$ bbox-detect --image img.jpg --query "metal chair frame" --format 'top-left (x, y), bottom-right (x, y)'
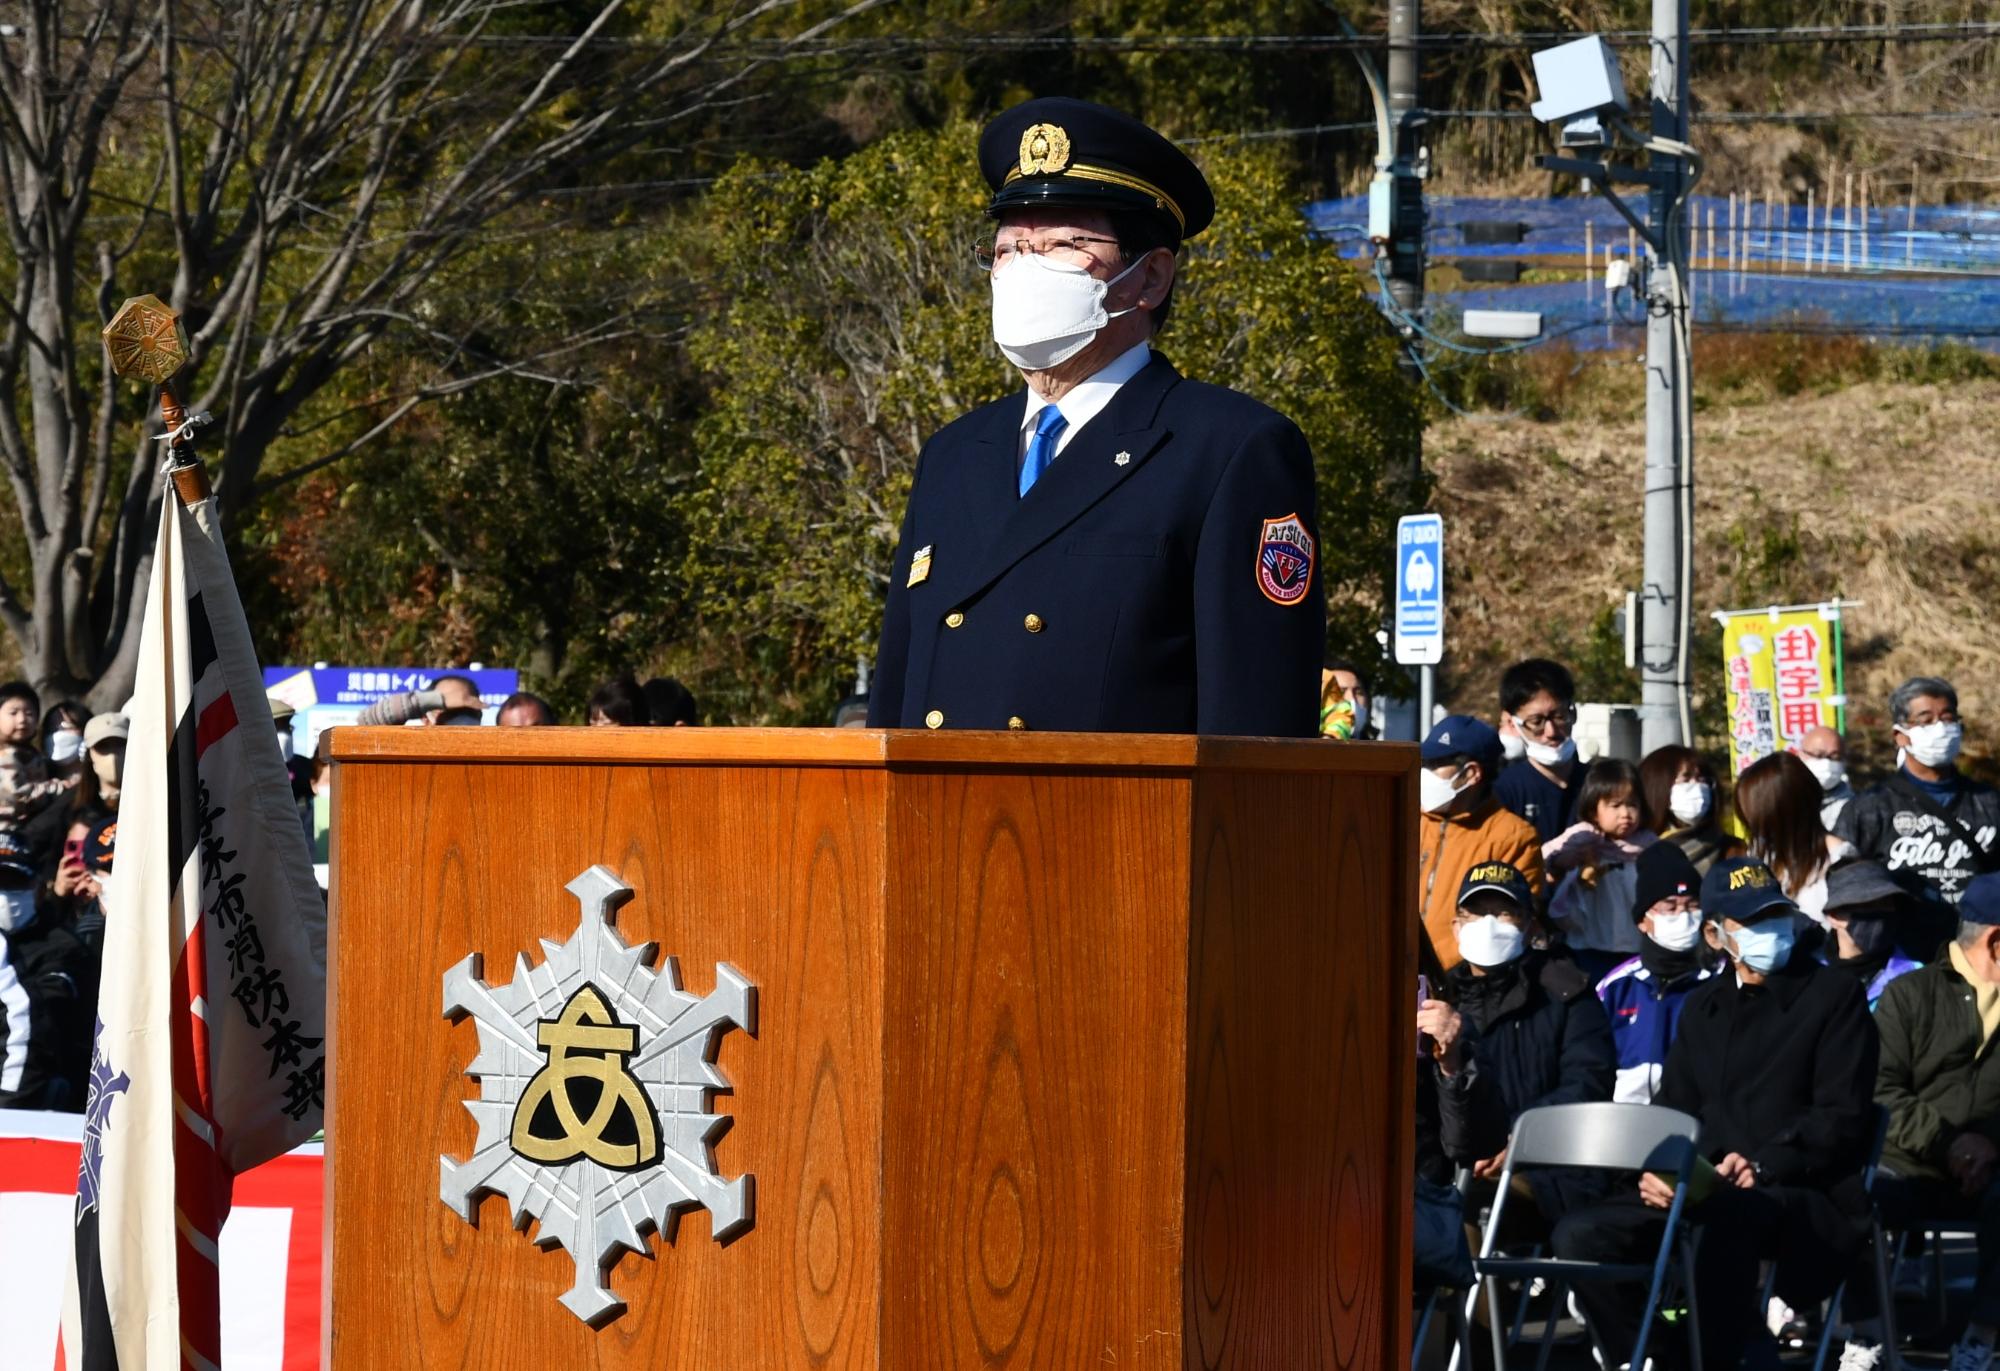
top-left (1459, 1102), bottom-right (1705, 1371)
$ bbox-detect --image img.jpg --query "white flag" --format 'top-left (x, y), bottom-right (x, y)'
top-left (63, 485), bottom-right (327, 1370)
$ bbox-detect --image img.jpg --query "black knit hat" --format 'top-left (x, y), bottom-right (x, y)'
top-left (978, 97), bottom-right (1215, 243)
top-left (1631, 841), bottom-right (1702, 923)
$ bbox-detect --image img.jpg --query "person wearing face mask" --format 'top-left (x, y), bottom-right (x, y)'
top-left (868, 98), bottom-right (1324, 736)
top-left (0, 680), bottom-right (79, 833)
top-left (1491, 659), bottom-right (1592, 847)
top-left (1849, 873), bottom-right (2000, 1371)
top-left (269, 695), bottom-right (315, 836)
top-left (1415, 716), bottom-right (1545, 973)
top-left (21, 700), bottom-right (90, 880)
top-left (1319, 658), bottom-right (1375, 741)
top-left (1836, 676), bottom-right (2000, 912)
top-left (0, 828), bottom-right (99, 1110)
top-left (1552, 857), bottom-right (1878, 1371)
top-left (1638, 743), bottom-right (1744, 878)
top-left (1442, 861), bottom-right (1615, 1221)
top-left (1796, 723), bottom-right (1856, 829)
top-left (1818, 858), bottom-right (1927, 1009)
top-left (80, 712), bottom-right (128, 815)
top-left (1595, 842), bottom-right (1717, 1104)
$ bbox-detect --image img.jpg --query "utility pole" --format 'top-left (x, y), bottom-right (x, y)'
top-left (1639, 0), bottom-right (1692, 752)
top-left (1384, 0), bottom-right (1432, 725)
top-left (1385, 0), bottom-right (1424, 333)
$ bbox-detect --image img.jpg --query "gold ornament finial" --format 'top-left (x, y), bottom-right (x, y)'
top-left (102, 295), bottom-right (189, 386)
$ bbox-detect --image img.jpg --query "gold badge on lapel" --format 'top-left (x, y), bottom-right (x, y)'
top-left (907, 545), bottom-right (933, 586)
top-left (1018, 123), bottom-right (1071, 177)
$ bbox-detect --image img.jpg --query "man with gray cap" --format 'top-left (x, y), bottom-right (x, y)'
top-left (868, 97), bottom-right (1324, 736)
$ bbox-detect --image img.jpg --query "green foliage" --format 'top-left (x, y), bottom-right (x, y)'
top-left (671, 122), bottom-right (1420, 723)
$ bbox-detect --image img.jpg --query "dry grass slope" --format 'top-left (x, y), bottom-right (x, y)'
top-left (1425, 339), bottom-right (2000, 777)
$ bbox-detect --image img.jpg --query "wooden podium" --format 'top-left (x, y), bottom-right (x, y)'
top-left (326, 728), bottom-right (1417, 1369)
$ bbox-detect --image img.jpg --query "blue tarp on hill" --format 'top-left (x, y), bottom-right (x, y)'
top-left (1304, 195), bottom-right (2000, 349)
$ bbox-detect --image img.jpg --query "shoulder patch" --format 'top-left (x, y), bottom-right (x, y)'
top-left (1256, 513), bottom-right (1314, 606)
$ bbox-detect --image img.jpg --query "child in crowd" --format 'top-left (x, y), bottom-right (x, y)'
top-left (1547, 758), bottom-right (1659, 981)
top-left (0, 681), bottom-right (78, 830)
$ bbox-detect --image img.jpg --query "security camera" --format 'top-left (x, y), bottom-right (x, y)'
top-left (1529, 36), bottom-right (1629, 129)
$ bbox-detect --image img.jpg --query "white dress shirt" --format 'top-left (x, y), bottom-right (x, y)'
top-left (1018, 340), bottom-right (1152, 467)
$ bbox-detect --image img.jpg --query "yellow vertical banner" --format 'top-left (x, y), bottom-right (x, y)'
top-left (1718, 604), bottom-right (1845, 777)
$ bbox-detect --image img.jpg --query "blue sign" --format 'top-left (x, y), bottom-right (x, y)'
top-left (261, 665), bottom-right (522, 759)
top-left (262, 665), bottom-right (519, 709)
top-left (1394, 514), bottom-right (1445, 666)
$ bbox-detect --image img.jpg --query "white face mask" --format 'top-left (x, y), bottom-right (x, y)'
top-left (1420, 766), bottom-right (1467, 815)
top-left (1350, 700), bottom-right (1370, 737)
top-left (1649, 909), bottom-right (1702, 952)
top-left (1801, 754), bottom-right (1846, 793)
top-left (1456, 915), bottom-right (1526, 968)
top-left (276, 731), bottom-right (296, 763)
top-left (1899, 720), bottom-right (1964, 769)
top-left (1668, 780), bottom-right (1713, 826)
top-left (1499, 730), bottom-right (1526, 762)
top-left (48, 729), bottom-right (84, 764)
top-left (990, 250), bottom-right (1144, 371)
top-left (0, 887), bottom-right (36, 934)
top-left (1521, 733), bottom-right (1577, 768)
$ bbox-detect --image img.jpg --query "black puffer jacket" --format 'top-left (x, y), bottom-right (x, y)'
top-left (1447, 950), bottom-right (1617, 1217)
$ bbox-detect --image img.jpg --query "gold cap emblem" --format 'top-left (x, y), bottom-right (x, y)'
top-left (1018, 122), bottom-right (1072, 177)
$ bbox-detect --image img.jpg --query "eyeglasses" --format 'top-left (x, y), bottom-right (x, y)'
top-left (973, 234), bottom-right (1125, 272)
top-left (1513, 705), bottom-right (1578, 736)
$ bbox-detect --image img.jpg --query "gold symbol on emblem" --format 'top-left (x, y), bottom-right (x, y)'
top-left (1017, 123), bottom-right (1072, 177)
top-left (102, 295), bottom-right (190, 386)
top-left (907, 544), bottom-right (933, 586)
top-left (1114, 451), bottom-right (1131, 466)
top-left (511, 985), bottom-right (660, 1170)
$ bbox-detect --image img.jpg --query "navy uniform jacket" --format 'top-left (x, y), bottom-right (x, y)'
top-left (867, 354), bottom-right (1325, 736)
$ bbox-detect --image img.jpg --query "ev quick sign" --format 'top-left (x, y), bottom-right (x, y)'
top-left (1394, 514), bottom-right (1445, 666)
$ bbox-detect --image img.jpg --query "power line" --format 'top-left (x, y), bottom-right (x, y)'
top-left (441, 21), bottom-right (2000, 54)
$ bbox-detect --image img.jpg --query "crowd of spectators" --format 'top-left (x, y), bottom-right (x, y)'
top-left (7, 650), bottom-right (1998, 1366)
top-left (1407, 659), bottom-right (2000, 1370)
top-left (0, 671), bottom-right (702, 1115)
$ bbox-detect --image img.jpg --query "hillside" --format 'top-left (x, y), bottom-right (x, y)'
top-left (1422, 338), bottom-right (2000, 779)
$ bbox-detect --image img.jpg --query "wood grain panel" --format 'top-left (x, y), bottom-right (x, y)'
top-left (880, 769), bottom-right (1193, 1370)
top-left (326, 725), bottom-right (1418, 776)
top-left (328, 758), bottom-right (885, 1370)
top-left (327, 734), bottom-right (1419, 1370)
top-left (1184, 767), bottom-right (1416, 1371)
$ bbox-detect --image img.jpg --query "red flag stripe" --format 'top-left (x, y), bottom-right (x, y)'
top-left (194, 690), bottom-right (237, 758)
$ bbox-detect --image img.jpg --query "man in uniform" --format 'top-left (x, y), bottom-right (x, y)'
top-left (867, 97), bottom-right (1325, 735)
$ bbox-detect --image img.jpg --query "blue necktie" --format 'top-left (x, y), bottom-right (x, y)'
top-left (1019, 405), bottom-right (1067, 498)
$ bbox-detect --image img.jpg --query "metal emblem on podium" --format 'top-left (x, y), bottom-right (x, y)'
top-left (440, 866), bottom-right (756, 1326)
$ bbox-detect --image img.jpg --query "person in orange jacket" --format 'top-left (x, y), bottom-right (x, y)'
top-left (1418, 714), bottom-right (1546, 972)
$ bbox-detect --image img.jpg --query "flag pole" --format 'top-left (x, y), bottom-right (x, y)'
top-left (102, 293), bottom-right (213, 507)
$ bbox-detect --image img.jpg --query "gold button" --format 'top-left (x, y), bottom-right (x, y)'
top-left (1007, 716), bottom-right (1027, 730)
top-left (945, 611), bottom-right (964, 628)
top-left (1023, 613), bottom-right (1044, 633)
top-left (924, 710), bottom-right (944, 729)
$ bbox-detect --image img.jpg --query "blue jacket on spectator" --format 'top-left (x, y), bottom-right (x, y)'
top-left (1597, 952), bottom-right (1715, 1104)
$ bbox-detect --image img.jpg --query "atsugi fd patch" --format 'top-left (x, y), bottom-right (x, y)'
top-left (1256, 514), bottom-right (1314, 606)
